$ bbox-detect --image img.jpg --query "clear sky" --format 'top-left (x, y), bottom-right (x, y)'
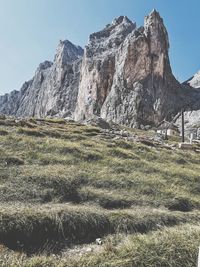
top-left (0, 0), bottom-right (200, 95)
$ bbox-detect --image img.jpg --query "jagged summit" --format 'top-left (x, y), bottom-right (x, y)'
top-left (0, 38), bottom-right (83, 118)
top-left (75, 15), bottom-right (137, 121)
top-left (111, 15), bottom-right (134, 26)
top-left (187, 70), bottom-right (200, 89)
top-left (144, 9), bottom-right (166, 33)
top-left (75, 9), bottom-right (184, 126)
top-left (145, 9), bottom-right (164, 23)
top-left (148, 9), bottom-right (161, 17)
top-left (89, 15), bottom-right (135, 43)
top-left (37, 61), bottom-right (53, 71)
top-left (1, 10), bottom-right (200, 130)
top-left (144, 9), bottom-right (164, 28)
top-left (54, 39), bottom-right (84, 65)
top-left (144, 9), bottom-right (169, 52)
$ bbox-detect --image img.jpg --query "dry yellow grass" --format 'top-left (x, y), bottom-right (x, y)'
top-left (0, 117), bottom-right (200, 266)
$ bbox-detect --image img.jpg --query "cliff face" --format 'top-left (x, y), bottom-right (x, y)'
top-left (186, 71), bottom-right (200, 89)
top-left (1, 10), bottom-right (200, 129)
top-left (74, 16), bottom-right (136, 121)
top-left (0, 40), bottom-right (83, 118)
top-left (175, 71), bottom-right (200, 137)
top-left (0, 89), bottom-right (22, 116)
top-left (75, 10), bottom-right (184, 127)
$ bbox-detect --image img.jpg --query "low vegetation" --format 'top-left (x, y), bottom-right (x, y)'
top-left (0, 117), bottom-right (200, 266)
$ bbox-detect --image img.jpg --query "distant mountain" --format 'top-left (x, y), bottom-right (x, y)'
top-left (0, 40), bottom-right (83, 118)
top-left (186, 71), bottom-right (200, 89)
top-left (174, 71), bottom-right (200, 138)
top-left (1, 10), bottom-right (200, 130)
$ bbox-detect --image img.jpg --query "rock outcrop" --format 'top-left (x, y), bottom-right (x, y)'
top-left (0, 90), bottom-right (22, 116)
top-left (0, 40), bottom-right (83, 118)
top-left (74, 16), bottom-right (136, 121)
top-left (174, 71), bottom-right (200, 139)
top-left (1, 10), bottom-right (200, 129)
top-left (75, 10), bottom-right (187, 127)
top-left (186, 71), bottom-right (200, 89)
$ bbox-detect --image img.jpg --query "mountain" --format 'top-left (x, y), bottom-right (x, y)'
top-left (0, 10), bottom-right (200, 129)
top-left (186, 71), bottom-right (200, 89)
top-left (75, 10), bottom-right (186, 127)
top-left (0, 40), bottom-right (83, 118)
top-left (174, 71), bottom-right (200, 138)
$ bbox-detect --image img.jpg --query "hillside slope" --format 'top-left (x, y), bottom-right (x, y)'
top-left (0, 116), bottom-right (200, 266)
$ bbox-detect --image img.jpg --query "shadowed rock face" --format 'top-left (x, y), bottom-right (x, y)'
top-left (1, 10), bottom-right (200, 129)
top-left (0, 40), bottom-right (83, 118)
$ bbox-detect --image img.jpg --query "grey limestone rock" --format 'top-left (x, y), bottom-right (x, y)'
top-left (1, 10), bottom-right (200, 130)
top-left (0, 40), bottom-right (83, 118)
top-left (186, 71), bottom-right (200, 89)
top-left (74, 16), bottom-right (136, 121)
top-left (75, 10), bottom-right (186, 127)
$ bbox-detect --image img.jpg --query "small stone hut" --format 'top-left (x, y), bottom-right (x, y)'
top-left (157, 121), bottom-right (180, 136)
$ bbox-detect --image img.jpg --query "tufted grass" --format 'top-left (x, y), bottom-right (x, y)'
top-left (0, 117), bottom-right (200, 266)
top-left (0, 203), bottom-right (199, 254)
top-left (0, 225), bottom-right (200, 267)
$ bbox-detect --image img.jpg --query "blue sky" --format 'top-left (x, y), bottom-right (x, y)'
top-left (0, 0), bottom-right (200, 94)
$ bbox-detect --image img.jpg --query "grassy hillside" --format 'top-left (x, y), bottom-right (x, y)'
top-left (0, 116), bottom-right (200, 266)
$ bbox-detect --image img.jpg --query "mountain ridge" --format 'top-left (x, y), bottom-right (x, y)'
top-left (0, 10), bottom-right (200, 130)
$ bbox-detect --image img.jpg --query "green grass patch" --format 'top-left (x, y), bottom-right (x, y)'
top-left (0, 117), bottom-right (200, 265)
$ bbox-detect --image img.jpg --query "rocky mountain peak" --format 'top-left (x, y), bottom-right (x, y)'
top-left (87, 16), bottom-right (136, 58)
top-left (187, 71), bottom-right (200, 89)
top-left (54, 39), bottom-right (84, 66)
top-left (1, 10), bottom-right (200, 131)
top-left (111, 15), bottom-right (134, 27)
top-left (0, 38), bottom-right (84, 118)
top-left (144, 9), bottom-right (169, 53)
top-left (75, 15), bottom-right (137, 121)
top-left (144, 9), bottom-right (164, 27)
top-left (89, 15), bottom-right (135, 40)
top-left (37, 61), bottom-right (53, 72)
top-left (75, 10), bottom-right (184, 126)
